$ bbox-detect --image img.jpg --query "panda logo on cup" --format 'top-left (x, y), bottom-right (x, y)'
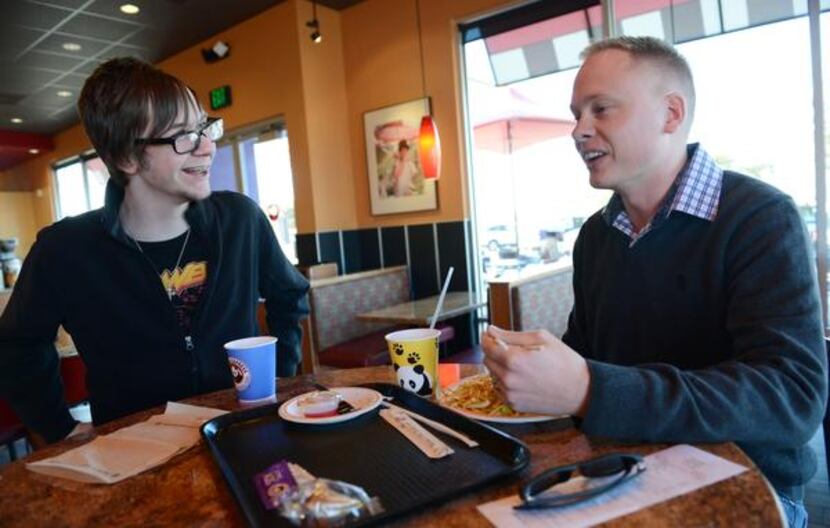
top-left (228, 357), bottom-right (252, 391)
top-left (394, 363), bottom-right (433, 396)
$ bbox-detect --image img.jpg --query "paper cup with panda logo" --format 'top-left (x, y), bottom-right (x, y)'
top-left (224, 336), bottom-right (278, 405)
top-left (385, 328), bottom-right (441, 397)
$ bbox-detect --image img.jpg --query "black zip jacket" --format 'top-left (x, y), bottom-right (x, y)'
top-left (0, 182), bottom-right (309, 441)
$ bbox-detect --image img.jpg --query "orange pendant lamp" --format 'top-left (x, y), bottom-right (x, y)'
top-left (415, 0), bottom-right (441, 180)
top-left (419, 115), bottom-right (441, 180)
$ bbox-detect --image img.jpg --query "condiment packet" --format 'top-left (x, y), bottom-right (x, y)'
top-left (254, 460), bottom-right (383, 524)
top-left (254, 460), bottom-right (298, 510)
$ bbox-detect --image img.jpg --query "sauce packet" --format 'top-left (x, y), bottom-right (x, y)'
top-left (254, 460), bottom-right (298, 510)
top-left (254, 460), bottom-right (383, 524)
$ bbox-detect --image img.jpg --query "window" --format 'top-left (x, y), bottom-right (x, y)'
top-left (213, 123), bottom-right (297, 264)
top-left (461, 0), bottom-right (830, 327)
top-left (462, 3), bottom-right (608, 284)
top-left (616, 2), bottom-right (821, 316)
top-left (54, 155), bottom-right (109, 219)
top-left (251, 134), bottom-right (297, 264)
top-left (611, 5), bottom-right (816, 221)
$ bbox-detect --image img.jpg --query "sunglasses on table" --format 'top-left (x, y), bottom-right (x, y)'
top-left (134, 117), bottom-right (224, 154)
top-left (515, 452), bottom-right (645, 510)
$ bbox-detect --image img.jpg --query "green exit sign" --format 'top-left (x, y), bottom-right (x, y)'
top-left (209, 85), bottom-right (232, 110)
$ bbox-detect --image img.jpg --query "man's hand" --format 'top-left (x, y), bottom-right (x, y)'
top-left (481, 325), bottom-right (591, 417)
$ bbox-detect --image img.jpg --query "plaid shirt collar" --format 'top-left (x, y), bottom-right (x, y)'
top-left (601, 143), bottom-right (723, 245)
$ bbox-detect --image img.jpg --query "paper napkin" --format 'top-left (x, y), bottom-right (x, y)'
top-left (27, 402), bottom-right (226, 484)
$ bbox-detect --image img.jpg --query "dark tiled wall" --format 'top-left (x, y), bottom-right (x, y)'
top-left (408, 224), bottom-right (438, 299)
top-left (296, 220), bottom-right (475, 301)
top-left (437, 221), bottom-right (469, 293)
top-left (295, 235), bottom-right (317, 266)
top-left (317, 232), bottom-right (340, 267)
top-left (381, 227), bottom-right (406, 268)
top-left (343, 229), bottom-right (381, 274)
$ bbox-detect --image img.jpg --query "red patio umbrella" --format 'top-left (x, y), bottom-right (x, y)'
top-left (468, 85), bottom-right (575, 257)
top-left (473, 116), bottom-right (575, 154)
top-left (470, 86), bottom-right (575, 153)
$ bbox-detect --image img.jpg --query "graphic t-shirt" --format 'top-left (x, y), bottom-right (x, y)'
top-left (139, 231), bottom-right (208, 333)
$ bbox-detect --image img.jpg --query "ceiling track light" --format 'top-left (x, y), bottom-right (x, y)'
top-left (306, 1), bottom-right (322, 43)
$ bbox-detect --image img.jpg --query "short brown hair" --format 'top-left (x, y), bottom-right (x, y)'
top-left (581, 36), bottom-right (695, 120)
top-left (77, 57), bottom-right (196, 186)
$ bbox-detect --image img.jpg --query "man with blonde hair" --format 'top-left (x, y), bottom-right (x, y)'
top-left (483, 37), bottom-right (824, 527)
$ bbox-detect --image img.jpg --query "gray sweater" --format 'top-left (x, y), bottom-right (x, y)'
top-left (563, 171), bottom-right (826, 499)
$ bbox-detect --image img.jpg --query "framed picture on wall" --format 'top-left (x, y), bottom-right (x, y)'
top-left (364, 97), bottom-right (438, 215)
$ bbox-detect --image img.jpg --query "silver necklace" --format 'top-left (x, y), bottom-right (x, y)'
top-left (130, 228), bottom-right (192, 301)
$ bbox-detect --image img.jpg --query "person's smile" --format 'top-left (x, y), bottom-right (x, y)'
top-left (181, 164), bottom-right (211, 178)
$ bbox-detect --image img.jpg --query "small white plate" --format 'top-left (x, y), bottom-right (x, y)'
top-left (438, 377), bottom-right (563, 424)
top-left (278, 387), bottom-right (383, 425)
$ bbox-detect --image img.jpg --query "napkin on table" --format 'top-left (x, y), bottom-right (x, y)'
top-left (26, 402), bottom-right (226, 484)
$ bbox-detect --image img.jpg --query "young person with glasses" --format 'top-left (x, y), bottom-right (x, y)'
top-left (482, 37), bottom-right (825, 527)
top-left (0, 58), bottom-right (309, 444)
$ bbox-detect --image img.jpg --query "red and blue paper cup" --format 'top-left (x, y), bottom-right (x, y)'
top-left (224, 336), bottom-right (278, 405)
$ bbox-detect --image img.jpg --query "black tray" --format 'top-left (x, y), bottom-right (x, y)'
top-left (201, 383), bottom-right (530, 527)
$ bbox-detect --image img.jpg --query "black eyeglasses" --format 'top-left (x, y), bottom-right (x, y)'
top-left (135, 117), bottom-right (224, 154)
top-left (515, 452), bottom-right (645, 510)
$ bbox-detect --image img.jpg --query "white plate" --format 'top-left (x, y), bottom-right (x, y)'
top-left (278, 387), bottom-right (383, 425)
top-left (438, 377), bottom-right (564, 424)
top-left (441, 405), bottom-right (562, 424)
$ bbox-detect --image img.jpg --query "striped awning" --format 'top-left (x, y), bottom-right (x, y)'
top-left (463, 0), bottom-right (828, 86)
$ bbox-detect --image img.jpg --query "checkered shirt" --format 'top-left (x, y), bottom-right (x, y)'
top-left (602, 143), bottom-right (723, 246)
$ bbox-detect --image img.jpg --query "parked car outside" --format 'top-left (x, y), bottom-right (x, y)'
top-left (482, 224), bottom-right (518, 252)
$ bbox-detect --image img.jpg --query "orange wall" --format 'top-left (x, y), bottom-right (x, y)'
top-left (1, 0), bottom-right (519, 247)
top-left (0, 192), bottom-right (37, 257)
top-left (342, 0), bottom-right (518, 228)
top-left (154, 1), bottom-right (321, 233)
top-left (296, 1), bottom-right (358, 231)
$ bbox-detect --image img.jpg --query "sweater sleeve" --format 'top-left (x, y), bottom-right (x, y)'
top-left (256, 209), bottom-right (310, 377)
top-left (562, 223), bottom-right (590, 356)
top-left (580, 196), bottom-right (827, 448)
top-left (0, 233), bottom-right (77, 442)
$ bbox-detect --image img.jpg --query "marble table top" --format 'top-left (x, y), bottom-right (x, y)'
top-left (356, 292), bottom-right (486, 326)
top-left (0, 365), bottom-right (783, 527)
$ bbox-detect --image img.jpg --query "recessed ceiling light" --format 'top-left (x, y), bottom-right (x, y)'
top-left (57, 90), bottom-right (73, 97)
top-left (29, 149), bottom-right (40, 155)
top-left (10, 118), bottom-right (22, 124)
top-left (62, 42), bottom-right (82, 52)
top-left (120, 4), bottom-right (140, 15)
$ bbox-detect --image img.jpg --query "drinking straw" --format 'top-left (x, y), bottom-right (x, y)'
top-left (429, 267), bottom-right (454, 330)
